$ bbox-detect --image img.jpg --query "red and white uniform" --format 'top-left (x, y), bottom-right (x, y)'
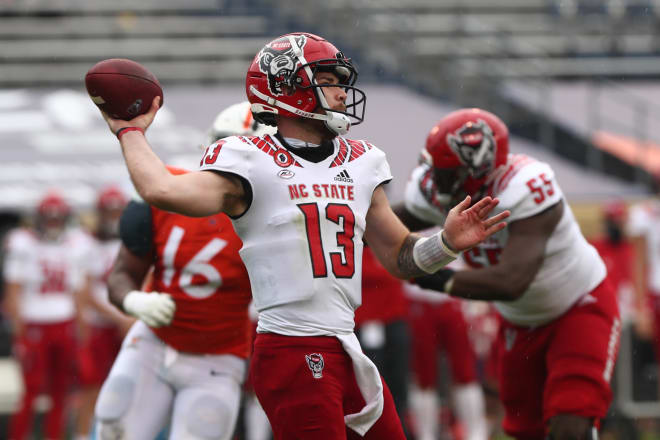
top-left (200, 134), bottom-right (405, 438)
top-left (405, 155), bottom-right (619, 438)
top-left (628, 200), bottom-right (660, 294)
top-left (4, 227), bottom-right (88, 323)
top-left (78, 237), bottom-right (124, 386)
top-left (591, 237), bottom-right (635, 323)
top-left (94, 201), bottom-right (252, 440)
top-left (4, 227), bottom-right (89, 440)
top-left (405, 283), bottom-right (478, 388)
top-left (627, 200), bottom-right (660, 359)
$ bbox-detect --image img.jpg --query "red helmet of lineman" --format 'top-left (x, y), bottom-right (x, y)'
top-left (246, 32), bottom-right (365, 136)
top-left (423, 108), bottom-right (509, 205)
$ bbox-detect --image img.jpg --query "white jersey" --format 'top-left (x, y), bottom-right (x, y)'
top-left (627, 200), bottom-right (660, 294)
top-left (3, 227), bottom-right (90, 323)
top-left (405, 154), bottom-right (607, 326)
top-left (83, 238), bottom-right (121, 326)
top-left (200, 134), bottom-right (392, 336)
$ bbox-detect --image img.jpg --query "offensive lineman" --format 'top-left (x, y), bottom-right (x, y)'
top-left (92, 33), bottom-right (509, 439)
top-left (396, 108), bottom-right (620, 440)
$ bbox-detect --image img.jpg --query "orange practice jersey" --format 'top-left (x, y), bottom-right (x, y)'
top-left (149, 207), bottom-right (252, 357)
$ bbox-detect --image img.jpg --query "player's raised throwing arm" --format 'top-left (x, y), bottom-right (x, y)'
top-left (100, 97), bottom-right (246, 217)
top-left (364, 186), bottom-right (509, 279)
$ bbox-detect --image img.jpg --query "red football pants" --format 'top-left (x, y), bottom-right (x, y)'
top-left (77, 325), bottom-right (122, 386)
top-left (250, 333), bottom-right (406, 440)
top-left (408, 299), bottom-right (478, 387)
top-left (10, 320), bottom-right (78, 440)
top-left (496, 279), bottom-right (620, 439)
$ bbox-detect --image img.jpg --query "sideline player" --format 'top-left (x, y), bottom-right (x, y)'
top-left (627, 194), bottom-right (660, 369)
top-left (74, 186), bottom-right (133, 440)
top-left (92, 33), bottom-right (509, 439)
top-left (405, 279), bottom-right (488, 440)
top-left (395, 108), bottom-right (620, 439)
top-left (3, 191), bottom-right (88, 440)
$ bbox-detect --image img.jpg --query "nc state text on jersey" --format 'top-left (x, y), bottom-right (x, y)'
top-left (288, 184), bottom-right (355, 201)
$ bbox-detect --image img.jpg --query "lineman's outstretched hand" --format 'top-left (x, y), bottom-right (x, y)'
top-left (443, 196), bottom-right (509, 252)
top-left (100, 96), bottom-right (161, 135)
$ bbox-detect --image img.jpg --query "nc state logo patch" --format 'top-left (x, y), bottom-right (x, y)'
top-left (305, 353), bottom-right (325, 379)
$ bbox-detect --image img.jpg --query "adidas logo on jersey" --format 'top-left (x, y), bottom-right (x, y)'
top-left (334, 170), bottom-right (353, 183)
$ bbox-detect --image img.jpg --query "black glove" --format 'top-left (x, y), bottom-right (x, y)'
top-left (412, 268), bottom-right (455, 293)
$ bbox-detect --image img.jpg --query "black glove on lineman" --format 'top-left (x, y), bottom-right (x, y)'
top-left (412, 268), bottom-right (455, 293)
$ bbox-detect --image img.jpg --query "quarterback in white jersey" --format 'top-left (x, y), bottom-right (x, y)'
top-left (93, 33), bottom-right (508, 440)
top-left (395, 108), bottom-right (619, 440)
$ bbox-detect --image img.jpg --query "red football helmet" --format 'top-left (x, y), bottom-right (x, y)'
top-left (96, 186), bottom-right (127, 239)
top-left (423, 108), bottom-right (509, 205)
top-left (246, 32), bottom-right (365, 136)
top-left (36, 191), bottom-right (71, 240)
top-left (96, 185), bottom-right (127, 212)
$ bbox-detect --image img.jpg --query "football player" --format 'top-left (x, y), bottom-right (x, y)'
top-left (74, 186), bottom-right (133, 440)
top-left (93, 103), bottom-right (274, 440)
top-left (3, 191), bottom-right (90, 440)
top-left (627, 194), bottom-right (660, 363)
top-left (405, 280), bottom-right (489, 440)
top-left (395, 108), bottom-right (619, 440)
top-left (94, 32), bottom-right (508, 439)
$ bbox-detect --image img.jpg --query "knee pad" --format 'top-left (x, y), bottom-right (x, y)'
top-left (95, 375), bottom-right (135, 423)
top-left (185, 394), bottom-right (233, 440)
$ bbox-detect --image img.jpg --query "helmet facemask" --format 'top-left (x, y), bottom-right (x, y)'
top-left (298, 55), bottom-right (366, 135)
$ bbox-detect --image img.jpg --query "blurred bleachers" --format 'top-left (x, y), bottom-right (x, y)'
top-left (0, 0), bottom-right (276, 86)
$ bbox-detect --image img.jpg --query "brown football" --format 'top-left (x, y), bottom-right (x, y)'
top-left (85, 58), bottom-right (163, 121)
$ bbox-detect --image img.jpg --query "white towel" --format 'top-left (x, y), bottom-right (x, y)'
top-left (336, 333), bottom-right (384, 436)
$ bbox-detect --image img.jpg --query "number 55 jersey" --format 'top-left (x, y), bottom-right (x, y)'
top-left (200, 134), bottom-right (392, 336)
top-left (405, 154), bottom-right (606, 327)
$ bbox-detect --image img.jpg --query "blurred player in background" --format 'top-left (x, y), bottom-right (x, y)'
top-left (93, 101), bottom-right (268, 440)
top-left (395, 108), bottom-right (619, 440)
top-left (2, 191), bottom-right (89, 440)
top-left (94, 32), bottom-right (508, 439)
top-left (405, 279), bottom-right (488, 440)
top-left (74, 186), bottom-right (133, 440)
top-left (591, 201), bottom-right (635, 325)
top-left (627, 193), bottom-right (660, 366)
top-left (354, 246), bottom-right (411, 436)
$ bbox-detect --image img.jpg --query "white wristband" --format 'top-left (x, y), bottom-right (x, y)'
top-left (412, 229), bottom-right (460, 274)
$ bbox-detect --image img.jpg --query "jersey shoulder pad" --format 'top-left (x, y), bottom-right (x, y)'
top-left (4, 227), bottom-right (36, 253)
top-left (627, 200), bottom-right (658, 236)
top-left (404, 164), bottom-right (448, 224)
top-left (336, 137), bottom-right (392, 184)
top-left (494, 157), bottom-right (563, 222)
top-left (199, 135), bottom-right (256, 179)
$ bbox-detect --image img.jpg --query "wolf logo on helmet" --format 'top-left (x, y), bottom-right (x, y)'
top-left (258, 34), bottom-right (307, 96)
top-left (446, 119), bottom-right (496, 179)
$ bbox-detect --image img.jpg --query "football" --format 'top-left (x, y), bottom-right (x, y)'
top-left (85, 58), bottom-right (163, 120)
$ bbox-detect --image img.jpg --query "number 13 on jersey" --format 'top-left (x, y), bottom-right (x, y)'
top-left (298, 202), bottom-right (356, 278)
